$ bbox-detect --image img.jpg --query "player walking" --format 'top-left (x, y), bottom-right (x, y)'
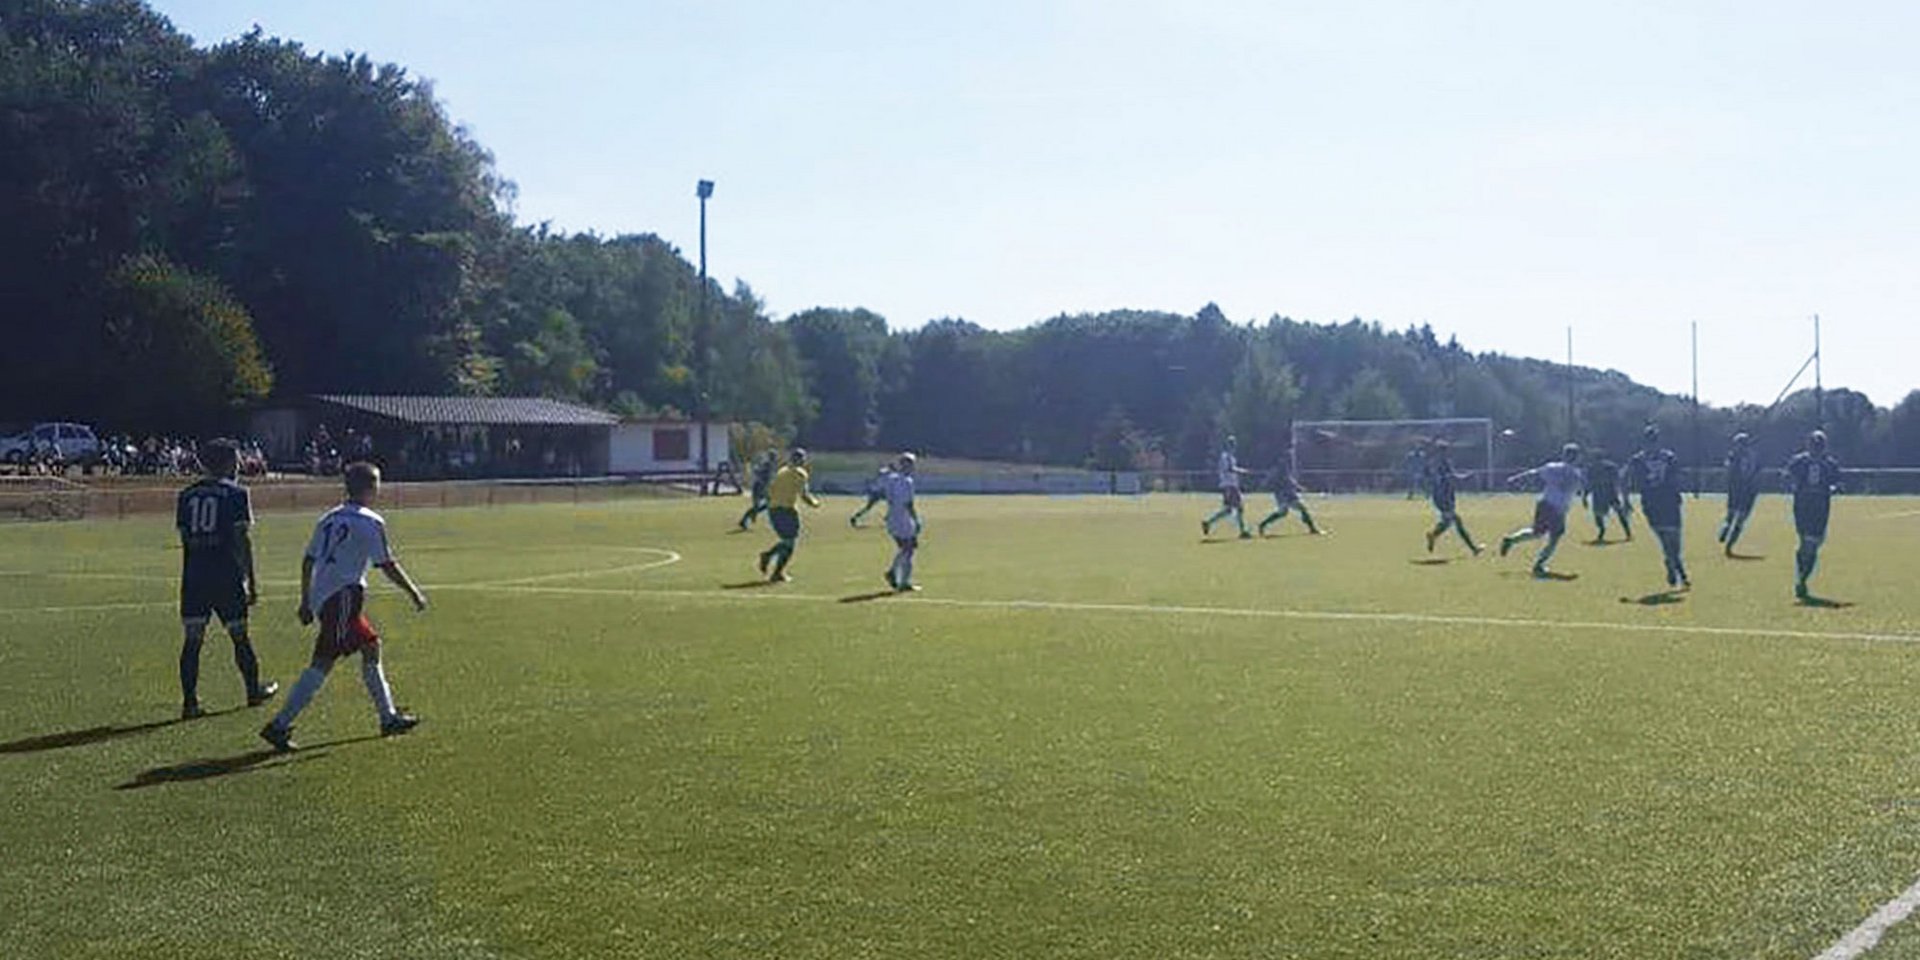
top-left (1498, 443), bottom-right (1585, 578)
top-left (1585, 448), bottom-right (1632, 543)
top-left (882, 453), bottom-right (923, 592)
top-left (175, 440), bottom-right (277, 720)
top-left (1201, 436), bottom-right (1252, 539)
top-left (1719, 433), bottom-right (1762, 555)
top-left (1786, 430), bottom-right (1843, 601)
top-left (260, 463), bottom-right (426, 752)
top-left (1258, 458), bottom-right (1322, 536)
top-left (759, 448), bottom-right (822, 582)
top-left (736, 450), bottom-right (778, 530)
top-left (1627, 424), bottom-right (1690, 590)
top-left (1422, 441), bottom-right (1479, 554)
top-left (849, 462), bottom-right (893, 528)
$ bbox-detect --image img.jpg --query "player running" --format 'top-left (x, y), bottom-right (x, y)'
top-left (1498, 443), bottom-right (1585, 578)
top-left (1627, 424), bottom-right (1690, 590)
top-left (882, 453), bottom-right (923, 592)
top-left (1719, 432), bottom-right (1762, 555)
top-left (175, 440), bottom-right (277, 720)
top-left (1422, 441), bottom-right (1480, 554)
top-left (1201, 436), bottom-right (1252, 539)
top-left (736, 450), bottom-right (778, 530)
top-left (1786, 430), bottom-right (1843, 601)
top-left (1584, 448), bottom-right (1632, 543)
top-left (849, 462), bottom-right (893, 528)
top-left (1256, 456), bottom-right (1322, 536)
top-left (260, 463), bottom-right (427, 753)
top-left (759, 448), bottom-right (822, 582)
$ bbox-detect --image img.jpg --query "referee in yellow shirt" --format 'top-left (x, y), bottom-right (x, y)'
top-left (758, 448), bottom-right (822, 582)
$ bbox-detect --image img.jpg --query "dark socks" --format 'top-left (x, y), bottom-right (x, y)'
top-left (232, 638), bottom-right (263, 695)
top-left (179, 635), bottom-right (203, 706)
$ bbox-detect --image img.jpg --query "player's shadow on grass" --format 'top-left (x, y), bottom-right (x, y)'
top-left (1725, 552), bottom-right (1767, 562)
top-left (1623, 590), bottom-right (1687, 606)
top-left (1797, 595), bottom-right (1856, 609)
top-left (113, 735), bottom-right (380, 791)
top-left (721, 580), bottom-right (780, 590)
top-left (1499, 570), bottom-right (1580, 582)
top-left (1586, 539), bottom-right (1625, 548)
top-left (1409, 558), bottom-right (1451, 566)
top-left (0, 708), bottom-right (241, 755)
top-left (839, 590), bottom-right (899, 604)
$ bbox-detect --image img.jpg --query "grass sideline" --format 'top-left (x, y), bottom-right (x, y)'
top-left (4, 492), bottom-right (1920, 958)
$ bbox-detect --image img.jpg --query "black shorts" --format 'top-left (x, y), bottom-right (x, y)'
top-left (1221, 487), bottom-right (1244, 509)
top-left (1642, 496), bottom-right (1682, 529)
top-left (1794, 500), bottom-right (1831, 538)
top-left (181, 565), bottom-right (247, 623)
top-left (770, 507), bottom-right (801, 540)
top-left (1531, 501), bottom-right (1566, 537)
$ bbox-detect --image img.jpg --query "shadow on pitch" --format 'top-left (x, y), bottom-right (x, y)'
top-left (0, 707), bottom-right (242, 755)
top-left (1499, 570), bottom-right (1580, 582)
top-left (113, 735), bottom-right (381, 791)
top-left (1409, 558), bottom-right (1451, 566)
top-left (721, 580), bottom-right (781, 590)
top-left (1623, 590), bottom-right (1687, 606)
top-left (839, 590), bottom-right (899, 604)
top-left (1586, 539), bottom-right (1625, 548)
top-left (1798, 595), bottom-right (1856, 609)
top-left (1725, 552), bottom-right (1767, 562)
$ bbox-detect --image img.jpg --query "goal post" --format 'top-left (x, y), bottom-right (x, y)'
top-left (1290, 418), bottom-right (1495, 495)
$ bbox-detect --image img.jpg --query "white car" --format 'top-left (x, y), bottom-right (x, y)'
top-left (0, 422), bottom-right (103, 465)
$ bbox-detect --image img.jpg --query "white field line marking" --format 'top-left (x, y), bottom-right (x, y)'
top-left (1814, 874), bottom-right (1920, 960)
top-left (0, 600), bottom-right (175, 615)
top-left (475, 548), bottom-right (681, 586)
top-left (426, 582), bottom-right (1920, 648)
top-left (1878, 509), bottom-right (1920, 520)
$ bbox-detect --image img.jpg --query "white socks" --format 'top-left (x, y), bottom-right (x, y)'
top-left (273, 666), bottom-right (329, 729)
top-left (361, 656), bottom-right (396, 722)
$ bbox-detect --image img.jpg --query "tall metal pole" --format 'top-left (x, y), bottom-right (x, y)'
top-left (1813, 313), bottom-right (1823, 428)
top-left (1566, 326), bottom-right (1575, 440)
top-left (696, 180), bottom-right (714, 479)
top-left (1691, 321), bottom-right (1700, 496)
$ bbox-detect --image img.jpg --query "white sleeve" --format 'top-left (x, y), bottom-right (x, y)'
top-left (369, 518), bottom-right (394, 566)
top-left (303, 518), bottom-right (327, 560)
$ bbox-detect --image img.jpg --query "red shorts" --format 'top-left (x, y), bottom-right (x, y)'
top-left (315, 586), bottom-right (380, 659)
top-left (1532, 501), bottom-right (1567, 538)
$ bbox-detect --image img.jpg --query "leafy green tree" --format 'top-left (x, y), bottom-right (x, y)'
top-left (788, 307), bottom-right (891, 449)
top-left (99, 255), bottom-right (273, 430)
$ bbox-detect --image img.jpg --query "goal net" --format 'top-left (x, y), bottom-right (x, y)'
top-left (1290, 418), bottom-right (1494, 495)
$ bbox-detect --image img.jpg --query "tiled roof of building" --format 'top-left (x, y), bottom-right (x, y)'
top-left (313, 395), bottom-right (619, 426)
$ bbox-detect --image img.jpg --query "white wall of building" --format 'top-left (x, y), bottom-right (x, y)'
top-left (608, 422), bottom-right (732, 474)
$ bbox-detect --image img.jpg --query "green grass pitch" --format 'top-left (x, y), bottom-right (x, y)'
top-left (5, 492), bottom-right (1920, 959)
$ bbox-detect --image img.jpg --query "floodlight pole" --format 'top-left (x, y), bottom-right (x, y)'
top-left (1691, 321), bottom-right (1700, 497)
top-left (1566, 326), bottom-right (1575, 440)
top-left (697, 179), bottom-right (714, 480)
top-left (1813, 314), bottom-right (1823, 428)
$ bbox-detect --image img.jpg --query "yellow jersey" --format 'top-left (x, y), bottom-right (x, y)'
top-left (767, 465), bottom-right (820, 509)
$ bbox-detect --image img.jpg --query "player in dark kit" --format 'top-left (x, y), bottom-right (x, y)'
top-left (736, 450), bottom-right (777, 530)
top-left (1422, 441), bottom-right (1480, 554)
top-left (1786, 430), bottom-right (1843, 601)
top-left (1718, 432), bottom-right (1762, 555)
top-left (1585, 449), bottom-right (1632, 543)
top-left (175, 440), bottom-right (277, 719)
top-left (1627, 424), bottom-right (1689, 590)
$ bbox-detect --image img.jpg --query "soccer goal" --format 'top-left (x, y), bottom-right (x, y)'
top-left (1290, 418), bottom-right (1494, 495)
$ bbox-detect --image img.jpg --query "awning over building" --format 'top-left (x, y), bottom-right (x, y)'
top-left (313, 395), bottom-right (618, 427)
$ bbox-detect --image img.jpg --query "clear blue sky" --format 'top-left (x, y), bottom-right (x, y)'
top-left (159, 0), bottom-right (1919, 407)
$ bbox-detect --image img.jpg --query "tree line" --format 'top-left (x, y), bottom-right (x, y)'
top-left (6, 0), bottom-right (1918, 473)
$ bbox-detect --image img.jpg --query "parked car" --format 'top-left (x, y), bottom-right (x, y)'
top-left (0, 422), bottom-right (104, 466)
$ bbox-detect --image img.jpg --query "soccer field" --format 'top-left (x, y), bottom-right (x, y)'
top-left (6, 492), bottom-right (1920, 959)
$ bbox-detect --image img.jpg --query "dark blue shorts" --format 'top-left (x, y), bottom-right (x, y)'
top-left (1794, 500), bottom-right (1831, 538)
top-left (770, 507), bottom-right (801, 540)
top-left (181, 564), bottom-right (246, 623)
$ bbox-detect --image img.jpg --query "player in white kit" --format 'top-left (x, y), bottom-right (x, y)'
top-left (882, 453), bottom-right (923, 592)
top-left (1201, 436), bottom-right (1252, 539)
top-left (1498, 444), bottom-right (1587, 579)
top-left (260, 463), bottom-right (429, 753)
